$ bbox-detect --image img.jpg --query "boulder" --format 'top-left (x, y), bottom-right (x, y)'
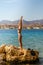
top-left (0, 44), bottom-right (39, 63)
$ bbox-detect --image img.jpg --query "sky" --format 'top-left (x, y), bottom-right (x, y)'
top-left (0, 0), bottom-right (43, 21)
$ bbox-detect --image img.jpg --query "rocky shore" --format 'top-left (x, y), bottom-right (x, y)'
top-left (0, 44), bottom-right (39, 64)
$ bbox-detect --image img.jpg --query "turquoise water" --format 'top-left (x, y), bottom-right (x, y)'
top-left (0, 29), bottom-right (43, 58)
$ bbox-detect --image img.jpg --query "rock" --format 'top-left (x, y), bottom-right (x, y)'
top-left (0, 44), bottom-right (6, 53)
top-left (0, 61), bottom-right (6, 65)
top-left (6, 54), bottom-right (18, 61)
top-left (5, 45), bottom-right (19, 56)
top-left (0, 53), bottom-right (5, 61)
top-left (5, 45), bottom-right (19, 61)
top-left (0, 44), bottom-right (39, 63)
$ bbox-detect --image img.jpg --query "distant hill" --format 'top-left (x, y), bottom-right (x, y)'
top-left (0, 19), bottom-right (43, 25)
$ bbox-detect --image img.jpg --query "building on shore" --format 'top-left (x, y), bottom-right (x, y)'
top-left (33, 27), bottom-right (40, 29)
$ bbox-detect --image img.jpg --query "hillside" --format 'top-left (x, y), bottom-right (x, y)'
top-left (0, 19), bottom-right (43, 26)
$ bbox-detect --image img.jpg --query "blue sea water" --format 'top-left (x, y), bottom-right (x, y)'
top-left (0, 29), bottom-right (43, 58)
top-left (0, 29), bottom-right (43, 65)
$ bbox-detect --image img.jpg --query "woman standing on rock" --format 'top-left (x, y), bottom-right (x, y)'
top-left (18, 16), bottom-right (23, 49)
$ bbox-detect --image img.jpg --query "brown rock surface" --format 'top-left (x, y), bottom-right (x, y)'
top-left (0, 44), bottom-right (39, 63)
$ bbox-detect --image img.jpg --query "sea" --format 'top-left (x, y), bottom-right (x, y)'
top-left (0, 29), bottom-right (43, 65)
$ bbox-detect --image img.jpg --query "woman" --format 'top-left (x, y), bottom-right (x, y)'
top-left (18, 16), bottom-right (23, 49)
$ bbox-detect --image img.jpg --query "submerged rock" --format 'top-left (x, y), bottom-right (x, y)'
top-left (0, 44), bottom-right (39, 63)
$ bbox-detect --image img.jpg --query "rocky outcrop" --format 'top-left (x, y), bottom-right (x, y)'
top-left (0, 44), bottom-right (39, 63)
